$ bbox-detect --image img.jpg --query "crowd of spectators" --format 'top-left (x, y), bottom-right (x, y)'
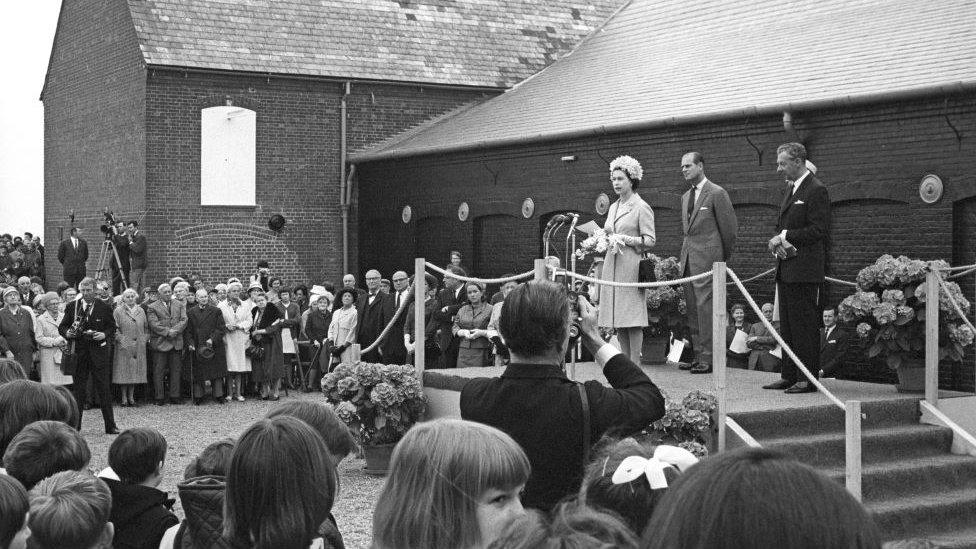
top-left (0, 233), bottom-right (45, 285)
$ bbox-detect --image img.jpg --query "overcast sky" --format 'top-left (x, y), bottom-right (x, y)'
top-left (0, 2), bottom-right (61, 242)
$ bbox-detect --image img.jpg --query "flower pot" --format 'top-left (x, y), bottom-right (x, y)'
top-left (895, 359), bottom-right (926, 394)
top-left (362, 443), bottom-right (397, 476)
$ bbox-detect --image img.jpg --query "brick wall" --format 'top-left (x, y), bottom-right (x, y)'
top-left (355, 94), bottom-right (976, 390)
top-left (42, 0), bottom-right (146, 283)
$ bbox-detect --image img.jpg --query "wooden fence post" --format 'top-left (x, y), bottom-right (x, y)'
top-left (925, 270), bottom-right (939, 406)
top-left (845, 400), bottom-right (862, 501)
top-left (534, 258), bottom-right (546, 281)
top-left (712, 262), bottom-right (728, 453)
top-left (414, 257), bottom-right (426, 382)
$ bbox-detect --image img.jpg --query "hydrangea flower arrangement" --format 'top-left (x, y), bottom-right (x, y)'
top-left (838, 255), bottom-right (974, 368)
top-left (644, 390), bottom-right (717, 458)
top-left (644, 255), bottom-right (687, 336)
top-left (323, 361), bottom-right (428, 445)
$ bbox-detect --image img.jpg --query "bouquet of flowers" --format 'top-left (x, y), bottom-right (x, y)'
top-left (643, 390), bottom-right (717, 458)
top-left (838, 254), bottom-right (974, 368)
top-left (575, 228), bottom-right (626, 259)
top-left (323, 361), bottom-right (428, 445)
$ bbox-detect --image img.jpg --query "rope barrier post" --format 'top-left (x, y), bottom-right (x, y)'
top-left (925, 269), bottom-right (939, 407)
top-left (534, 259), bottom-right (546, 281)
top-left (973, 269), bottom-right (975, 393)
top-left (712, 262), bottom-right (728, 453)
top-left (845, 399), bottom-right (862, 501)
top-left (349, 343), bottom-right (361, 363)
top-left (414, 257), bottom-right (426, 382)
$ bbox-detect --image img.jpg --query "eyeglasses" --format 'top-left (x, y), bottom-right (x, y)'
top-left (365, 277), bottom-right (381, 281)
top-left (392, 278), bottom-right (408, 283)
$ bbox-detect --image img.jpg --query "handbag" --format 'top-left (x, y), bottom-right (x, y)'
top-left (60, 341), bottom-right (78, 376)
top-left (638, 254), bottom-right (657, 283)
top-left (245, 343), bottom-right (265, 360)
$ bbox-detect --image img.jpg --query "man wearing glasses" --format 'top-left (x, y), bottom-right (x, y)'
top-left (357, 269), bottom-right (394, 363)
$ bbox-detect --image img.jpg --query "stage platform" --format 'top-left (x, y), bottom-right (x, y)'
top-left (422, 361), bottom-right (968, 419)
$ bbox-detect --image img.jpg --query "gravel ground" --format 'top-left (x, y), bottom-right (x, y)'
top-left (81, 391), bottom-right (384, 549)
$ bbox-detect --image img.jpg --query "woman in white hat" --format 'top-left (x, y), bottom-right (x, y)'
top-left (220, 281), bottom-right (252, 401)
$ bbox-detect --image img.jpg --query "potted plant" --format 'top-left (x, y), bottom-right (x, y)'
top-left (644, 255), bottom-right (687, 360)
top-left (639, 389), bottom-right (717, 457)
top-left (323, 361), bottom-right (428, 475)
top-left (837, 255), bottom-right (975, 392)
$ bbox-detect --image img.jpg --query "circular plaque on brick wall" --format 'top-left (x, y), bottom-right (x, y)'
top-left (458, 202), bottom-right (469, 222)
top-left (919, 174), bottom-right (943, 204)
top-left (401, 205), bottom-right (412, 224)
top-left (595, 193), bottom-right (610, 215)
top-left (521, 198), bottom-right (535, 218)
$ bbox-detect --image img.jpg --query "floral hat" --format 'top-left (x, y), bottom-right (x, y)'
top-left (610, 155), bottom-right (643, 181)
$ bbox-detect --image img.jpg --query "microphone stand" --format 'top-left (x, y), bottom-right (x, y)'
top-left (564, 213), bottom-right (580, 381)
top-left (542, 216), bottom-right (562, 259)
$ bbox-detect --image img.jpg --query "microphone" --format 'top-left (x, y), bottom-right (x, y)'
top-left (547, 214), bottom-right (568, 226)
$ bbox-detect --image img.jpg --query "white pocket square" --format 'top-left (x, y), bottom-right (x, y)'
top-left (794, 200), bottom-right (805, 205)
top-left (699, 207), bottom-right (709, 210)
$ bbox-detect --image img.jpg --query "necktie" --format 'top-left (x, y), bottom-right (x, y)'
top-left (396, 291), bottom-right (401, 309)
top-left (687, 185), bottom-right (696, 221)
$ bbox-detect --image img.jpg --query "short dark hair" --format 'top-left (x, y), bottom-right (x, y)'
top-left (3, 420), bottom-right (91, 490)
top-left (28, 471), bottom-right (112, 549)
top-left (0, 380), bottom-right (73, 456)
top-left (278, 286), bottom-right (291, 297)
top-left (0, 358), bottom-right (27, 386)
top-left (730, 302), bottom-right (746, 315)
top-left (266, 401), bottom-right (356, 461)
top-left (256, 260), bottom-right (269, 269)
top-left (490, 502), bottom-right (638, 548)
top-left (184, 438), bottom-right (235, 479)
top-left (333, 288), bottom-right (358, 310)
top-left (823, 305), bottom-right (837, 314)
top-left (777, 142), bottom-right (808, 163)
top-left (127, 220), bottom-right (138, 227)
top-left (0, 475), bottom-right (28, 549)
top-left (69, 227), bottom-right (81, 235)
top-left (224, 417), bottom-right (337, 548)
top-left (685, 151), bottom-right (704, 165)
top-left (500, 281), bottom-right (569, 357)
top-left (642, 447), bottom-right (882, 549)
top-left (444, 264), bottom-right (467, 277)
top-left (108, 427), bottom-right (168, 484)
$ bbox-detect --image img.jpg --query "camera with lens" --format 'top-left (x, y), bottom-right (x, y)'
top-left (567, 290), bottom-right (583, 342)
top-left (66, 317), bottom-right (88, 340)
top-left (99, 210), bottom-right (119, 240)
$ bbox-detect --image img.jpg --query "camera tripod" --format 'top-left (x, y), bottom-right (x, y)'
top-left (94, 237), bottom-right (128, 292)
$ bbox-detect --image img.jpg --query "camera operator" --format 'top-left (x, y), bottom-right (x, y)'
top-left (58, 277), bottom-right (120, 434)
top-left (126, 220), bottom-right (147, 294)
top-left (108, 221), bottom-right (131, 296)
top-left (460, 280), bottom-right (665, 512)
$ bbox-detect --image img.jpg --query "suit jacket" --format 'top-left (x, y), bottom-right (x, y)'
top-left (776, 174), bottom-right (830, 283)
top-left (746, 321), bottom-right (782, 370)
top-left (59, 298), bottom-right (116, 351)
top-left (460, 353), bottom-right (665, 511)
top-left (432, 286), bottom-right (467, 350)
top-left (185, 304), bottom-right (227, 380)
top-left (356, 292), bottom-right (393, 349)
top-left (57, 237), bottom-right (89, 275)
top-left (147, 299), bottom-right (188, 352)
top-left (680, 179), bottom-right (738, 275)
top-left (110, 234), bottom-right (131, 272)
top-left (128, 232), bottom-right (148, 270)
top-left (820, 325), bottom-right (850, 376)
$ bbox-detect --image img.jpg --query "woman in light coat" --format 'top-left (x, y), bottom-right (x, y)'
top-left (220, 282), bottom-right (253, 401)
top-left (113, 288), bottom-right (148, 406)
top-left (327, 288), bottom-right (358, 367)
top-left (34, 292), bottom-right (72, 386)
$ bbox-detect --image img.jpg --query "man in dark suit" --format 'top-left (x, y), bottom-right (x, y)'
top-left (678, 152), bottom-right (738, 374)
top-left (405, 273), bottom-right (442, 369)
top-left (383, 270), bottom-right (410, 364)
top-left (109, 223), bottom-right (130, 296)
top-left (460, 281), bottom-right (665, 511)
top-left (819, 306), bottom-right (850, 378)
top-left (185, 288), bottom-right (227, 405)
top-left (357, 269), bottom-right (394, 363)
top-left (432, 265), bottom-right (467, 368)
top-left (59, 277), bottom-right (119, 434)
top-left (763, 142), bottom-right (831, 394)
top-left (126, 221), bottom-right (148, 294)
top-left (57, 227), bottom-right (88, 288)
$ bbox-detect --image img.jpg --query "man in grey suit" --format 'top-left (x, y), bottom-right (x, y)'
top-left (147, 282), bottom-right (188, 405)
top-left (678, 152), bottom-right (737, 374)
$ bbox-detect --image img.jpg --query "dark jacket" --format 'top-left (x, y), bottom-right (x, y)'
top-left (59, 298), bottom-right (117, 350)
top-left (775, 174), bottom-right (830, 283)
top-left (57, 237), bottom-right (88, 277)
top-left (820, 325), bottom-right (850, 376)
top-left (304, 308), bottom-right (332, 343)
top-left (185, 304), bottom-right (227, 381)
top-left (356, 292), bottom-right (393, 358)
top-left (173, 476), bottom-right (230, 549)
top-left (459, 353), bottom-right (665, 511)
top-left (128, 231), bottom-right (148, 270)
top-left (104, 478), bottom-right (179, 549)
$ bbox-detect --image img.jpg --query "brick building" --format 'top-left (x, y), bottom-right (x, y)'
top-left (351, 0), bottom-right (976, 389)
top-left (42, 0), bottom-right (624, 286)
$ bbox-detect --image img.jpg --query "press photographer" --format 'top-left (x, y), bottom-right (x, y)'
top-left (100, 212), bottom-right (131, 295)
top-left (58, 277), bottom-right (120, 434)
top-left (459, 280), bottom-right (666, 511)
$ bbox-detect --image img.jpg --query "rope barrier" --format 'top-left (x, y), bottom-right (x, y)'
top-left (945, 262), bottom-right (976, 272)
top-left (731, 267), bottom-right (775, 285)
top-left (359, 285), bottom-right (416, 356)
top-left (949, 266), bottom-right (976, 280)
top-left (555, 268), bottom-right (713, 288)
top-left (424, 262), bottom-right (535, 284)
top-left (825, 276), bottom-right (858, 288)
top-left (727, 268), bottom-right (848, 411)
top-left (938, 278), bottom-right (976, 337)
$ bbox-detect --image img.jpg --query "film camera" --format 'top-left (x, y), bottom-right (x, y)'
top-left (567, 289), bottom-right (583, 342)
top-left (99, 210), bottom-right (122, 239)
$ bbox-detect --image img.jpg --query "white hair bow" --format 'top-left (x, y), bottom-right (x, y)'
top-left (610, 445), bottom-right (699, 489)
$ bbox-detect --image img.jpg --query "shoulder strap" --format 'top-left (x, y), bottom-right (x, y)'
top-left (577, 383), bottom-right (591, 463)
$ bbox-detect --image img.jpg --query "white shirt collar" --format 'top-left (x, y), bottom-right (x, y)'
top-left (791, 170), bottom-right (811, 193)
top-left (691, 178), bottom-right (707, 192)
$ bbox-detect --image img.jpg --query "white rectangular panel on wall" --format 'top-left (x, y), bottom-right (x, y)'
top-left (201, 106), bottom-right (256, 206)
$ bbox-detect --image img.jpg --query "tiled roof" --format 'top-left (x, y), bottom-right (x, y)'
top-left (125, 0), bottom-right (626, 88)
top-left (351, 0), bottom-right (976, 161)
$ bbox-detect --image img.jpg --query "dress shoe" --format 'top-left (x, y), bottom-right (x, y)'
top-left (762, 380), bottom-right (793, 390)
top-left (214, 397), bottom-right (226, 405)
top-left (678, 361), bottom-right (694, 371)
top-left (785, 381), bottom-right (817, 394)
top-left (154, 400), bottom-right (167, 406)
top-left (105, 427), bottom-right (121, 435)
top-left (193, 398), bottom-right (203, 406)
top-left (270, 395), bottom-right (280, 401)
top-left (690, 363), bottom-right (713, 374)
